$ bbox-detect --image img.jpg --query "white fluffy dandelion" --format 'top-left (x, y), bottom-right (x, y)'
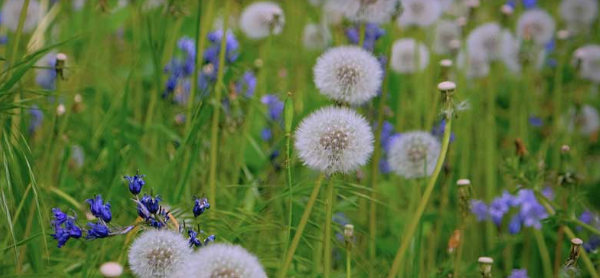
top-left (516, 9), bottom-right (555, 46)
top-left (560, 0), bottom-right (598, 32)
top-left (397, 0), bottom-right (443, 27)
top-left (387, 131), bottom-right (441, 179)
top-left (313, 46), bottom-right (382, 105)
top-left (433, 20), bottom-right (461, 55)
top-left (1, 0), bottom-right (42, 33)
top-left (128, 229), bottom-right (191, 278)
top-left (295, 106), bottom-right (374, 174)
top-left (239, 2), bottom-right (285, 39)
top-left (302, 23), bottom-right (331, 51)
top-left (567, 105), bottom-right (600, 136)
top-left (390, 38), bottom-right (430, 74)
top-left (323, 0), bottom-right (347, 25)
top-left (344, 0), bottom-right (400, 24)
top-left (187, 243), bottom-right (267, 278)
top-left (467, 23), bottom-right (503, 61)
top-left (457, 51), bottom-right (490, 79)
top-left (574, 44), bottom-right (600, 83)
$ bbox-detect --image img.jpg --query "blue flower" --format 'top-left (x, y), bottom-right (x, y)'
top-left (0, 36), bottom-right (7, 45)
top-left (509, 214), bottom-right (522, 234)
top-left (431, 119), bottom-right (455, 142)
top-left (51, 208), bottom-right (82, 248)
top-left (28, 105), bottom-right (43, 135)
top-left (584, 236), bottom-right (600, 252)
top-left (261, 128), bottom-right (273, 141)
top-left (508, 269), bottom-right (529, 278)
top-left (261, 95), bottom-right (284, 122)
top-left (86, 222), bottom-right (110, 239)
top-left (489, 192), bottom-right (515, 225)
top-left (528, 116), bottom-right (543, 127)
top-left (204, 234), bottom-right (215, 245)
top-left (470, 200), bottom-right (488, 221)
top-left (345, 23), bottom-right (385, 51)
top-left (193, 198), bottom-right (210, 217)
top-left (52, 208), bottom-right (68, 226)
top-left (579, 210), bottom-right (593, 225)
top-left (379, 158), bottom-right (391, 174)
top-left (36, 54), bottom-right (57, 90)
top-left (124, 173), bottom-right (146, 195)
top-left (205, 30), bottom-right (239, 65)
top-left (85, 195), bottom-right (112, 223)
top-left (236, 71), bottom-right (257, 98)
top-left (522, 0), bottom-right (536, 9)
top-left (515, 189), bottom-right (548, 229)
top-left (140, 195), bottom-right (161, 214)
top-left (506, 0), bottom-right (517, 8)
top-left (188, 229), bottom-right (202, 247)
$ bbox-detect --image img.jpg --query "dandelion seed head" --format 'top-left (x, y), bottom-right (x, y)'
top-left (128, 229), bottom-right (191, 278)
top-left (397, 0), bottom-right (442, 27)
top-left (390, 38), bottom-right (430, 74)
top-left (239, 2), bottom-right (285, 39)
top-left (433, 20), bottom-right (461, 55)
top-left (467, 23), bottom-right (503, 61)
top-left (457, 51), bottom-right (490, 79)
top-left (516, 9), bottom-right (555, 46)
top-left (387, 131), bottom-right (440, 179)
top-left (295, 106), bottom-right (374, 174)
top-left (302, 23), bottom-right (331, 51)
top-left (567, 105), bottom-right (600, 135)
top-left (344, 0), bottom-right (400, 24)
top-left (560, 0), bottom-right (598, 32)
top-left (1, 0), bottom-right (42, 33)
top-left (575, 45), bottom-right (600, 83)
top-left (188, 243), bottom-right (267, 278)
top-left (313, 46), bottom-right (382, 105)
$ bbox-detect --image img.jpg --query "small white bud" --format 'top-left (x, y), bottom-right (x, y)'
top-left (438, 81), bottom-right (456, 92)
top-left (74, 94), bottom-right (83, 103)
top-left (56, 53), bottom-right (67, 62)
top-left (557, 29), bottom-right (569, 40)
top-left (99, 261), bottom-right (123, 278)
top-left (344, 224), bottom-right (354, 239)
top-left (457, 179), bottom-right (471, 186)
top-left (501, 4), bottom-right (513, 15)
top-left (57, 104), bottom-right (66, 115)
top-left (440, 59), bottom-right (453, 68)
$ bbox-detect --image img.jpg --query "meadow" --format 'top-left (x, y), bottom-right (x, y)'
top-left (0, 0), bottom-right (600, 277)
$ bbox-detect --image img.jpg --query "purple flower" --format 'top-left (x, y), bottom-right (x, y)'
top-left (431, 119), bottom-right (455, 142)
top-left (51, 208), bottom-right (82, 248)
top-left (379, 158), bottom-right (391, 174)
top-left (204, 234), bottom-right (215, 245)
top-left (579, 210), bottom-right (593, 225)
top-left (515, 189), bottom-right (548, 229)
top-left (489, 192), bottom-right (514, 225)
top-left (51, 208), bottom-right (68, 226)
top-left (584, 235), bottom-right (600, 252)
top-left (541, 187), bottom-right (554, 200)
top-left (522, 0), bottom-right (536, 9)
top-left (188, 229), bottom-right (202, 247)
top-left (236, 71), bottom-right (257, 98)
top-left (261, 95), bottom-right (284, 122)
top-left (28, 105), bottom-right (43, 135)
top-left (86, 222), bottom-right (110, 239)
top-left (140, 195), bottom-right (161, 214)
top-left (508, 269), bottom-right (529, 278)
top-left (85, 195), bottom-right (112, 223)
top-left (345, 23), bottom-right (385, 51)
top-left (471, 200), bottom-right (488, 221)
top-left (261, 128), bottom-right (273, 141)
top-left (36, 54), bottom-right (57, 90)
top-left (205, 30), bottom-right (239, 65)
top-left (193, 198), bottom-right (210, 217)
top-left (528, 116), bottom-right (543, 127)
top-left (124, 173), bottom-right (145, 195)
top-left (509, 214), bottom-right (522, 234)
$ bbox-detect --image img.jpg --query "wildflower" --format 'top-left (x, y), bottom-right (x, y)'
top-left (261, 128), bottom-right (272, 141)
top-left (433, 20), bottom-right (461, 55)
top-left (124, 173), bottom-right (146, 195)
top-left (35, 53), bottom-right (57, 90)
top-left (387, 131), bottom-right (440, 179)
top-left (508, 269), bottom-right (529, 278)
top-left (28, 105), bottom-right (43, 135)
top-left (560, 0), bottom-right (598, 33)
top-left (516, 9), bottom-right (555, 46)
top-left (51, 208), bottom-right (82, 248)
top-left (344, 0), bottom-right (400, 24)
top-left (188, 243), bottom-right (267, 278)
top-left (140, 194), bottom-right (161, 214)
top-left (295, 106), bottom-right (374, 174)
top-left (457, 51), bottom-right (490, 79)
top-left (128, 229), bottom-right (191, 278)
top-left (346, 23), bottom-right (385, 51)
top-left (431, 119), bottom-right (455, 142)
top-left (488, 191), bottom-right (515, 225)
top-left (1, 0), bottom-right (42, 33)
top-left (261, 95), bottom-right (284, 121)
top-left (390, 39), bottom-right (430, 74)
top-left (514, 189), bottom-right (548, 229)
top-left (467, 23), bottom-right (503, 61)
top-left (235, 71), bottom-right (257, 98)
top-left (188, 229), bottom-right (202, 247)
top-left (204, 30), bottom-right (239, 66)
top-left (204, 235), bottom-right (215, 245)
top-left (397, 0), bottom-right (442, 27)
top-left (313, 46), bottom-right (383, 105)
top-left (86, 195), bottom-right (112, 223)
top-left (470, 200), bottom-right (488, 221)
top-left (99, 262), bottom-right (123, 278)
top-left (303, 23), bottom-right (331, 51)
top-left (239, 2), bottom-right (285, 39)
top-left (528, 116), bottom-right (543, 127)
top-left (509, 214), bottom-right (522, 234)
top-left (193, 198), bottom-right (210, 217)
top-left (86, 222), bottom-right (110, 239)
top-left (584, 236), bottom-right (600, 252)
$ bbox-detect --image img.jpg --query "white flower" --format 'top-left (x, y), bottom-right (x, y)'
top-left (323, 0), bottom-right (347, 25)
top-left (501, 30), bottom-right (547, 73)
top-left (187, 243), bottom-right (267, 278)
top-left (344, 0), bottom-right (400, 24)
top-left (128, 229), bottom-right (191, 278)
top-left (433, 20), bottom-right (461, 55)
top-left (100, 262), bottom-right (123, 278)
top-left (467, 23), bottom-right (503, 61)
top-left (239, 2), bottom-right (285, 39)
top-left (516, 9), bottom-right (555, 46)
top-left (302, 23), bottom-right (331, 51)
top-left (1, 0), bottom-right (42, 33)
top-left (387, 131), bottom-right (441, 179)
top-left (567, 105), bottom-right (600, 136)
top-left (574, 44), bottom-right (600, 83)
top-left (295, 106), bottom-right (374, 174)
top-left (397, 0), bottom-right (442, 27)
top-left (390, 38), bottom-right (430, 74)
top-left (560, 0), bottom-right (598, 32)
top-left (313, 46), bottom-right (382, 105)
top-left (457, 51), bottom-right (490, 79)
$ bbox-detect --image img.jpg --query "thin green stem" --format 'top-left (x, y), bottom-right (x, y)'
top-left (279, 174), bottom-right (325, 278)
top-left (388, 115), bottom-right (453, 278)
top-left (347, 246), bottom-right (352, 278)
top-left (533, 228), bottom-right (553, 278)
top-left (358, 23), bottom-right (366, 47)
top-left (207, 0), bottom-right (232, 209)
top-left (324, 176), bottom-right (335, 278)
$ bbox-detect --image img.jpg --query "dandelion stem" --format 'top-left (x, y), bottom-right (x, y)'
top-left (388, 109), bottom-right (453, 278)
top-left (324, 176), bottom-right (335, 278)
top-left (358, 23), bottom-right (366, 48)
top-left (279, 174), bottom-right (325, 278)
top-left (283, 93), bottom-right (294, 266)
top-left (347, 246), bottom-right (352, 278)
top-left (207, 0), bottom-right (232, 209)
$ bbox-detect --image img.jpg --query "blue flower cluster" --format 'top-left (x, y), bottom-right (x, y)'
top-left (508, 269), bottom-right (529, 278)
top-left (36, 54), bottom-right (57, 91)
top-left (235, 70), bottom-right (257, 98)
top-left (470, 188), bottom-right (551, 233)
top-left (506, 0), bottom-right (536, 9)
top-left (51, 171), bottom-right (214, 249)
top-left (260, 94), bottom-right (284, 142)
top-left (578, 210), bottom-right (600, 252)
top-left (346, 23), bottom-right (385, 52)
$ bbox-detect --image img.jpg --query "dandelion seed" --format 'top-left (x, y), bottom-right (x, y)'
top-left (390, 39), bottom-right (430, 74)
top-left (313, 46), bottom-right (383, 105)
top-left (397, 0), bottom-right (442, 27)
top-left (516, 9), bottom-right (555, 46)
top-left (387, 131), bottom-right (440, 179)
top-left (128, 229), bottom-right (191, 278)
top-left (1, 0), bottom-right (42, 33)
top-left (188, 243), bottom-right (267, 278)
top-left (295, 106), bottom-right (374, 174)
top-left (303, 23), bottom-right (331, 51)
top-left (239, 2), bottom-right (285, 39)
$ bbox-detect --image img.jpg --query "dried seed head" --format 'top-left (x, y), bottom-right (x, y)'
top-left (478, 257), bottom-right (493, 278)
